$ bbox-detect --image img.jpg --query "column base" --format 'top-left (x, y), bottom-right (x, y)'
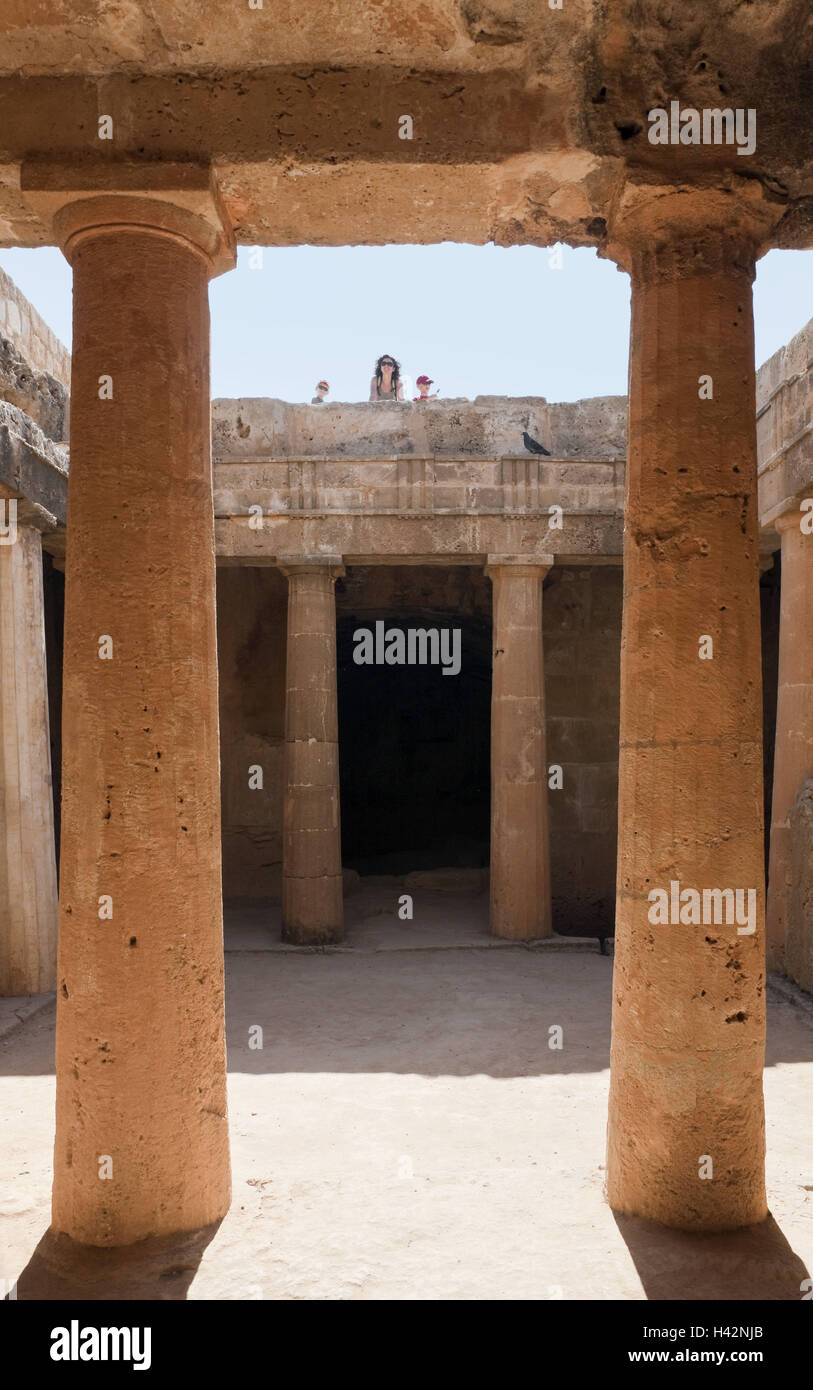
top-left (281, 874), bottom-right (344, 944)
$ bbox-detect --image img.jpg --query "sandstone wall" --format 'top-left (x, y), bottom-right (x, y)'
top-left (757, 316), bottom-right (813, 532)
top-left (0, 267), bottom-right (70, 388)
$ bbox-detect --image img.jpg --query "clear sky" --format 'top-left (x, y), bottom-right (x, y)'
top-left (0, 241), bottom-right (810, 404)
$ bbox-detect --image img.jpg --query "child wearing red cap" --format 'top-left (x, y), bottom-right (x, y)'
top-left (413, 375), bottom-right (438, 402)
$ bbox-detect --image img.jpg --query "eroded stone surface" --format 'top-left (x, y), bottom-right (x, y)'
top-left (0, 5), bottom-right (810, 251)
top-left (0, 335), bottom-right (67, 441)
top-left (607, 197), bottom-right (768, 1230)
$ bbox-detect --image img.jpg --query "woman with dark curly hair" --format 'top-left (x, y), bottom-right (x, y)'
top-left (369, 353), bottom-right (405, 401)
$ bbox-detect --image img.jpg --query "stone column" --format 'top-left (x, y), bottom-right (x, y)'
top-left (280, 556), bottom-right (345, 944)
top-left (485, 555), bottom-right (553, 940)
top-left (23, 165), bottom-right (235, 1245)
top-left (767, 505), bottom-right (813, 985)
top-left (604, 190), bottom-right (773, 1230)
top-left (0, 519), bottom-right (58, 996)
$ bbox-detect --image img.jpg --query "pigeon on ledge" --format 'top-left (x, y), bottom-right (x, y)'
top-left (522, 431), bottom-right (551, 456)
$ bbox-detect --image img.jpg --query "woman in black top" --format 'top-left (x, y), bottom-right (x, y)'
top-left (369, 353), bottom-right (405, 401)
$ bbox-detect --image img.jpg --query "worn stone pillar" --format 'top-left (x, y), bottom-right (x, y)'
top-left (604, 190), bottom-right (772, 1230)
top-left (23, 165), bottom-right (236, 1245)
top-left (0, 519), bottom-right (58, 996)
top-left (485, 555), bottom-right (553, 940)
top-left (280, 556), bottom-right (345, 944)
top-left (768, 505), bottom-right (813, 983)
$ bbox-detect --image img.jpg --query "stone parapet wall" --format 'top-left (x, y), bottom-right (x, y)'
top-left (0, 267), bottom-right (70, 388)
top-left (213, 395), bottom-right (628, 462)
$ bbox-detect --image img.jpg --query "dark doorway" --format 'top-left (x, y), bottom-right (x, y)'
top-left (337, 566), bottom-right (491, 875)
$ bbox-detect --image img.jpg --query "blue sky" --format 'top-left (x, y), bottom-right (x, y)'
top-left (0, 242), bottom-right (810, 403)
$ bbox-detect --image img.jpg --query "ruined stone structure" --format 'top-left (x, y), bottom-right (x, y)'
top-left (0, 1), bottom-right (812, 1253)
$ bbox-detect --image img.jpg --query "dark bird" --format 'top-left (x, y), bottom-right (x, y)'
top-left (522, 430), bottom-right (551, 456)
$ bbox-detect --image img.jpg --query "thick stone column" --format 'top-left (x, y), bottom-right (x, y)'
top-left (280, 556), bottom-right (344, 944)
top-left (24, 166), bottom-right (235, 1245)
top-left (767, 506), bottom-right (813, 985)
top-left (604, 190), bottom-right (772, 1230)
top-left (0, 520), bottom-right (58, 995)
top-left (486, 555), bottom-right (553, 940)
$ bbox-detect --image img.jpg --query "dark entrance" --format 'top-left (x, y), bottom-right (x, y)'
top-left (336, 565), bottom-right (491, 875)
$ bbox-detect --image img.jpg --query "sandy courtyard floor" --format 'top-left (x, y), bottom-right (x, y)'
top-left (2, 888), bottom-right (812, 1300)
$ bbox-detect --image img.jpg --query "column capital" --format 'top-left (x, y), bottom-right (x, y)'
top-left (600, 181), bottom-right (779, 281)
top-left (278, 554), bottom-right (345, 580)
top-left (774, 500), bottom-right (812, 536)
top-left (21, 160), bottom-right (236, 278)
top-left (485, 554), bottom-right (554, 581)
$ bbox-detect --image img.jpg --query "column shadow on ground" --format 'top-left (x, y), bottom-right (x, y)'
top-left (614, 1211), bottom-right (810, 1301)
top-left (14, 1222), bottom-right (221, 1301)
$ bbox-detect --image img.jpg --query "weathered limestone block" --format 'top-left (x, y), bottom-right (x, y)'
top-left (0, 523), bottom-right (58, 995)
top-left (757, 318), bottom-right (813, 526)
top-left (0, 334), bottom-right (68, 441)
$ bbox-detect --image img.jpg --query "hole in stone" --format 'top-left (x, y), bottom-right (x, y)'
top-left (129, 937), bottom-right (137, 947)
top-left (615, 120), bottom-right (642, 140)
